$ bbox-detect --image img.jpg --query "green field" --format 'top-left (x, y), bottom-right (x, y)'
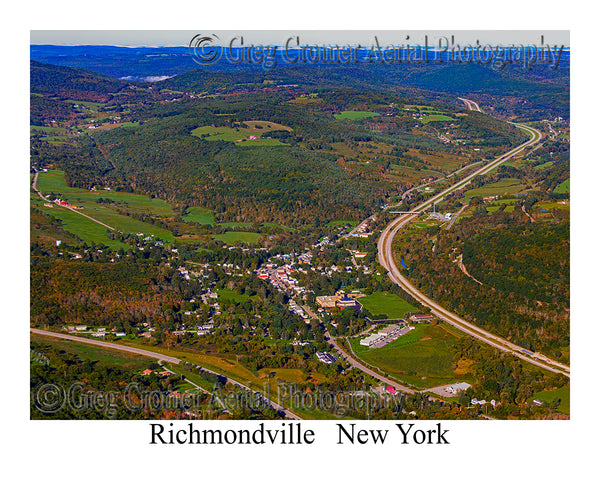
top-left (420, 114), bottom-right (454, 124)
top-left (463, 178), bottom-right (524, 198)
top-left (31, 334), bottom-right (153, 370)
top-left (212, 231), bottom-right (262, 244)
top-left (326, 220), bottom-right (359, 227)
top-left (359, 291), bottom-right (417, 318)
top-left (215, 289), bottom-right (250, 303)
top-left (191, 121), bottom-right (290, 146)
top-left (32, 206), bottom-right (129, 249)
top-left (30, 126), bottom-right (68, 136)
top-left (534, 201), bottom-right (570, 211)
top-left (554, 179), bottom-right (570, 194)
top-left (532, 385), bottom-right (570, 414)
top-left (334, 111), bottom-right (380, 120)
top-left (487, 204), bottom-right (515, 213)
top-left (534, 161), bottom-right (554, 170)
top-left (35, 170), bottom-right (175, 243)
top-left (350, 324), bottom-right (464, 388)
top-left (183, 206), bottom-right (214, 225)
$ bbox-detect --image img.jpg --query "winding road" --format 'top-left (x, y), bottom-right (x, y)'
top-left (376, 118), bottom-right (570, 377)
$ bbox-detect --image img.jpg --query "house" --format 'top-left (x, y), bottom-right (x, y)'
top-left (444, 382), bottom-right (472, 395)
top-left (409, 314), bottom-right (434, 323)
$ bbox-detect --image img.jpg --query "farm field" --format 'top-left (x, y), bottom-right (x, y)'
top-left (359, 291), bottom-right (417, 318)
top-left (532, 385), bottom-right (570, 414)
top-left (191, 120), bottom-right (291, 146)
top-left (334, 111), bottom-right (380, 120)
top-left (183, 206), bottom-right (214, 225)
top-left (554, 179), bottom-right (570, 194)
top-left (534, 201), bottom-right (570, 211)
top-left (212, 231), bottom-right (262, 244)
top-left (463, 178), bottom-right (524, 198)
top-left (420, 114), bottom-right (454, 124)
top-left (36, 170), bottom-right (175, 243)
top-left (33, 206), bottom-right (129, 249)
top-left (350, 324), bottom-right (467, 389)
top-left (326, 219), bottom-right (359, 227)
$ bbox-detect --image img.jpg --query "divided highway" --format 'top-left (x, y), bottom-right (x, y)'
top-left (30, 329), bottom-right (301, 419)
top-left (377, 121), bottom-right (571, 377)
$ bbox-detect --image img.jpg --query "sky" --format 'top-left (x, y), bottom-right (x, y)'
top-left (30, 30), bottom-right (570, 48)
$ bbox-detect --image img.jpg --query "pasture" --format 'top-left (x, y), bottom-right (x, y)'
top-left (350, 324), bottom-right (465, 389)
top-left (183, 206), bottom-right (214, 225)
top-left (359, 291), bottom-right (417, 318)
top-left (212, 231), bottom-right (262, 244)
top-left (334, 111), bottom-right (380, 120)
top-left (463, 178), bottom-right (524, 198)
top-left (35, 170), bottom-right (175, 243)
top-left (191, 120), bottom-right (291, 146)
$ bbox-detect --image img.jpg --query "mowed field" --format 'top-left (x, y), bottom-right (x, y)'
top-left (183, 206), bottom-right (214, 225)
top-left (191, 120), bottom-right (291, 146)
top-left (212, 231), bottom-right (262, 244)
top-left (35, 170), bottom-right (175, 244)
top-left (554, 179), bottom-right (570, 194)
top-left (359, 292), bottom-right (417, 318)
top-left (463, 177), bottom-right (524, 198)
top-left (532, 385), bottom-right (570, 415)
top-left (350, 324), bottom-right (467, 388)
top-left (334, 111), bottom-right (380, 120)
top-left (419, 114), bottom-right (454, 124)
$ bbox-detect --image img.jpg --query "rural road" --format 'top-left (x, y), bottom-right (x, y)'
top-left (301, 304), bottom-right (416, 393)
top-left (325, 334), bottom-right (416, 394)
top-left (30, 328), bottom-right (301, 419)
top-left (376, 120), bottom-right (571, 378)
top-left (31, 168), bottom-right (115, 231)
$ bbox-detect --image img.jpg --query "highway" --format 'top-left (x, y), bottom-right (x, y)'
top-left (458, 97), bottom-right (482, 112)
top-left (30, 329), bottom-right (301, 419)
top-left (376, 120), bottom-right (571, 378)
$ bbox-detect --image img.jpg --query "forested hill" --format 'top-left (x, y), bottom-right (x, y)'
top-left (30, 60), bottom-right (130, 99)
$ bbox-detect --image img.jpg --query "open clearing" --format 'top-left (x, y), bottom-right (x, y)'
top-left (359, 291), bottom-right (417, 318)
top-left (532, 385), bottom-right (570, 414)
top-left (212, 231), bottom-right (262, 244)
top-left (420, 114), bottom-right (454, 124)
top-left (191, 121), bottom-right (291, 146)
top-left (334, 111), bottom-right (380, 120)
top-left (350, 324), bottom-right (467, 389)
top-left (183, 206), bottom-right (214, 225)
top-left (554, 179), bottom-right (570, 194)
top-left (35, 170), bottom-right (174, 243)
top-left (463, 178), bottom-right (524, 198)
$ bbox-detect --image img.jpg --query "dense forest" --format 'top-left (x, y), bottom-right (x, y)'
top-left (397, 209), bottom-right (569, 357)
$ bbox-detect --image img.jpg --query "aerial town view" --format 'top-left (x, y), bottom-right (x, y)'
top-left (29, 30), bottom-right (570, 422)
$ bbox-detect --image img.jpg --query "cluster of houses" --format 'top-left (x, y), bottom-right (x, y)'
top-left (53, 198), bottom-right (83, 209)
top-left (315, 351), bottom-right (337, 364)
top-left (349, 223), bottom-right (373, 238)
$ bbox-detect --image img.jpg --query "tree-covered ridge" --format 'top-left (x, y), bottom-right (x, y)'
top-left (396, 210), bottom-right (569, 358)
top-left (463, 221), bottom-right (569, 305)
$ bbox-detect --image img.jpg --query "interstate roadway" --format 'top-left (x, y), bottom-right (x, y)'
top-left (377, 122), bottom-right (571, 378)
